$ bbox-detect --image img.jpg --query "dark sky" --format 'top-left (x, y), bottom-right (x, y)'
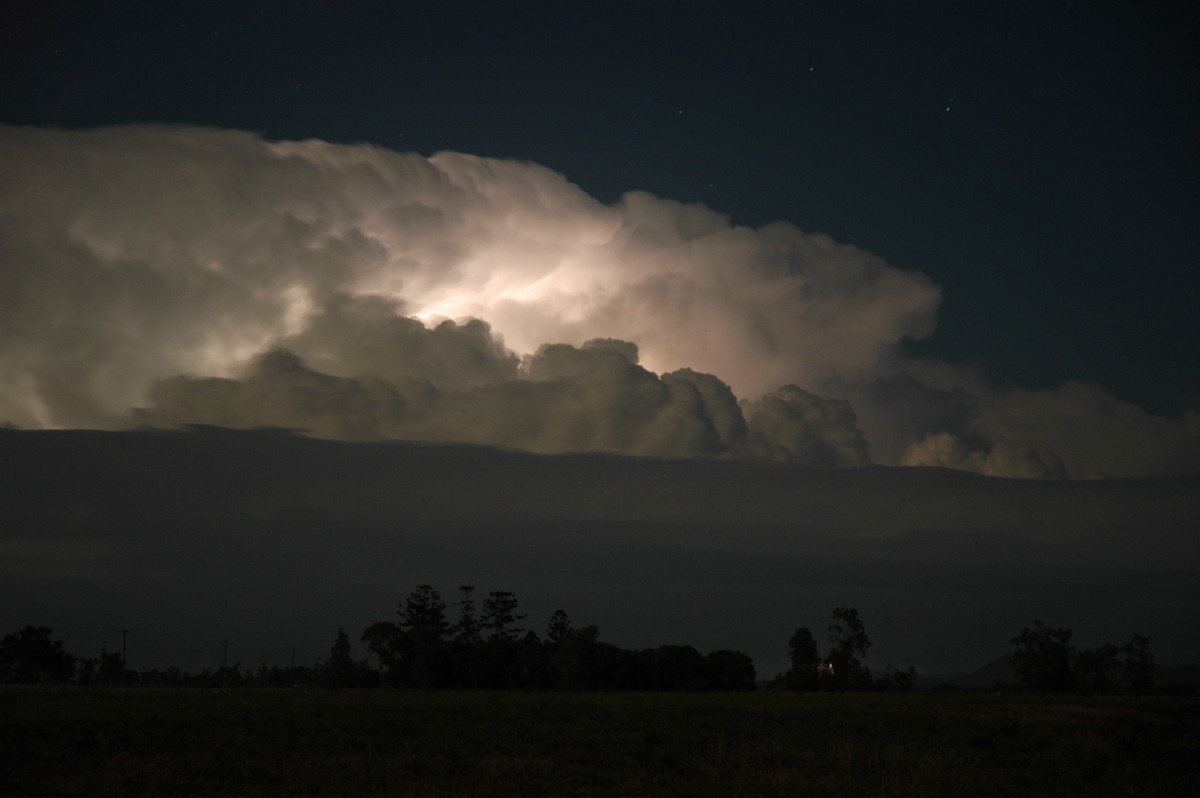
top-left (4, 0), bottom-right (1197, 414)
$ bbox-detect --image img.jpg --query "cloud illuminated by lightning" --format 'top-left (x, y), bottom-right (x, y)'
top-left (2, 124), bottom-right (1197, 476)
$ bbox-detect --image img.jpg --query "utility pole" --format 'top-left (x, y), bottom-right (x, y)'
top-left (117, 629), bottom-right (129, 687)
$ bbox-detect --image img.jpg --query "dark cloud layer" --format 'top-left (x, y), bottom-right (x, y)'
top-left (2, 428), bottom-right (1197, 676)
top-left (2, 124), bottom-right (1198, 477)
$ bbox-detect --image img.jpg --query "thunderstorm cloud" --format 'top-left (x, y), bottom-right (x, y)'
top-left (2, 124), bottom-right (1197, 476)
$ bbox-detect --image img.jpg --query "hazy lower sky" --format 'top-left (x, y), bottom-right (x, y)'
top-left (1, 3), bottom-right (1197, 674)
top-left (3, 428), bottom-right (1197, 676)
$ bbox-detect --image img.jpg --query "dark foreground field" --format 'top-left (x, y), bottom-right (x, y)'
top-left (2, 688), bottom-right (1197, 797)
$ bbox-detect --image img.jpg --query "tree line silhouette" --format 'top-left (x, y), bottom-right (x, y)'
top-left (358, 585), bottom-right (756, 691)
top-left (774, 611), bottom-right (1159, 695)
top-left (775, 606), bottom-right (914, 692)
top-left (1007, 620), bottom-right (1155, 695)
top-left (0, 589), bottom-right (1164, 694)
top-left (0, 585), bottom-right (753, 691)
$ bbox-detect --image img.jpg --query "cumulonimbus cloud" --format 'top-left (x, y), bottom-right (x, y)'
top-left (133, 328), bottom-right (865, 462)
top-left (2, 124), bottom-right (1196, 475)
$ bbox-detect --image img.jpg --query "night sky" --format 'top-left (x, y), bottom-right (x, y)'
top-left (2, 2), bottom-right (1198, 675)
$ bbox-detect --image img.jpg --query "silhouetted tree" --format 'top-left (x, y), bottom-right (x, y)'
top-left (361, 621), bottom-right (404, 684)
top-left (1010, 621), bottom-right (1074, 693)
top-left (397, 585), bottom-right (451, 686)
top-left (256, 663), bottom-right (294, 688)
top-left (362, 586), bottom-right (759, 692)
top-left (1074, 643), bottom-right (1121, 695)
top-left (141, 666), bottom-right (186, 688)
top-left (454, 585), bottom-right (481, 643)
top-left (207, 663), bottom-right (246, 688)
top-left (398, 583), bottom-right (451, 686)
top-left (786, 626), bottom-right (821, 690)
top-left (641, 645), bottom-right (709, 690)
top-left (482, 590), bottom-right (526, 641)
top-left (826, 607), bottom-right (871, 690)
top-left (76, 656), bottom-right (98, 686)
top-left (547, 623), bottom-right (601, 688)
top-left (399, 585), bottom-right (448, 642)
top-left (546, 609), bottom-right (574, 643)
top-left (518, 632), bottom-right (557, 688)
top-left (705, 649), bottom-right (757, 691)
top-left (97, 648), bottom-right (127, 686)
top-left (0, 626), bottom-right (76, 684)
top-left (874, 665), bottom-right (917, 693)
top-left (321, 628), bottom-right (355, 688)
top-left (1122, 633), bottom-right (1155, 695)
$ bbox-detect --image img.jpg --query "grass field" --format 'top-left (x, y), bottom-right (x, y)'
top-left (2, 687), bottom-right (1197, 797)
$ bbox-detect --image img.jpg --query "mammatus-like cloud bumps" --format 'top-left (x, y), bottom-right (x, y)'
top-left (1, 124), bottom-right (1196, 476)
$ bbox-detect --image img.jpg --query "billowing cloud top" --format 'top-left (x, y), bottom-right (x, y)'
top-left (2, 125), bottom-right (1197, 476)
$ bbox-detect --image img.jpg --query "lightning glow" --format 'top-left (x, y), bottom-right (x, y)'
top-left (2, 124), bottom-right (1197, 476)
